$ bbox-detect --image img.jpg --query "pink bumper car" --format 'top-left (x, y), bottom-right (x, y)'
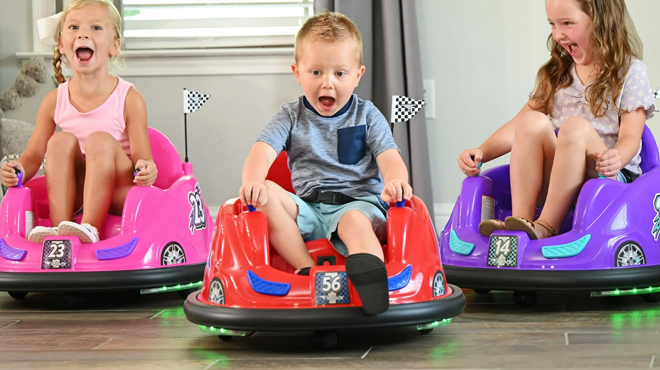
top-left (0, 128), bottom-right (213, 303)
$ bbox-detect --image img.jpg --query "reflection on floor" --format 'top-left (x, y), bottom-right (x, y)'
top-left (0, 289), bottom-right (658, 369)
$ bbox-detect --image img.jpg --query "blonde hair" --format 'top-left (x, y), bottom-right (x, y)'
top-left (52, 0), bottom-right (122, 84)
top-left (531, 0), bottom-right (643, 118)
top-left (294, 10), bottom-right (363, 65)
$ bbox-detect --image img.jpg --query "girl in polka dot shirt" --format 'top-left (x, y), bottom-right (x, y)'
top-left (457, 0), bottom-right (656, 240)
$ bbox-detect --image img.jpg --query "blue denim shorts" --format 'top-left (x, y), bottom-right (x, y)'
top-left (616, 171), bottom-right (629, 183)
top-left (291, 193), bottom-right (388, 257)
top-left (616, 168), bottom-right (639, 183)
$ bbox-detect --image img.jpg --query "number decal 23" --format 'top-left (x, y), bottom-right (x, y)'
top-left (48, 244), bottom-right (66, 258)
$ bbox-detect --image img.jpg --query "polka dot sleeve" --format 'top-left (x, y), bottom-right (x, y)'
top-left (619, 59), bottom-right (657, 119)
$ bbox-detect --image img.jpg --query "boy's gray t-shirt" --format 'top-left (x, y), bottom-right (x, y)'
top-left (257, 94), bottom-right (398, 199)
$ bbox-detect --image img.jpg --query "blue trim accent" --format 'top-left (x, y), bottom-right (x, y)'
top-left (542, 234), bottom-right (591, 258)
top-left (95, 238), bottom-right (139, 260)
top-left (247, 270), bottom-right (290, 296)
top-left (303, 95), bottom-right (353, 117)
top-left (388, 265), bottom-right (412, 291)
top-left (0, 238), bottom-right (26, 261)
top-left (449, 230), bottom-right (475, 256)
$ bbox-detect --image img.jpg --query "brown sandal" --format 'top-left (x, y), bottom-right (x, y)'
top-left (504, 216), bottom-right (556, 240)
top-left (478, 219), bottom-right (506, 237)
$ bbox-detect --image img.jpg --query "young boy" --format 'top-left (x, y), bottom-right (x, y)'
top-left (239, 10), bottom-right (412, 315)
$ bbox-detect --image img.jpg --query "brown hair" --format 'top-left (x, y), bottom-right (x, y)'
top-left (294, 9), bottom-right (363, 65)
top-left (530, 0), bottom-right (643, 117)
top-left (52, 0), bottom-right (122, 83)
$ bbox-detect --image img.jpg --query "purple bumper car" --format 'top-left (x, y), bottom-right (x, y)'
top-left (440, 125), bottom-right (660, 306)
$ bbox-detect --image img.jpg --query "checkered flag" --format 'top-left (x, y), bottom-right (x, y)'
top-left (653, 87), bottom-right (660, 100)
top-left (390, 95), bottom-right (425, 124)
top-left (183, 88), bottom-right (210, 114)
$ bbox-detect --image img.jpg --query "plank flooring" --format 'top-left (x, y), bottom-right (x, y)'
top-left (0, 289), bottom-right (658, 369)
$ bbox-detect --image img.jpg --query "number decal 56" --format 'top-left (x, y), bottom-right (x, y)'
top-left (321, 274), bottom-right (342, 292)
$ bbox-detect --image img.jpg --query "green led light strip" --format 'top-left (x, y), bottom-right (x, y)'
top-left (591, 286), bottom-right (660, 297)
top-left (199, 325), bottom-right (248, 336)
top-left (140, 281), bottom-right (203, 295)
top-left (416, 318), bottom-right (452, 331)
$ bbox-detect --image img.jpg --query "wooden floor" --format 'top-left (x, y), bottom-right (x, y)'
top-left (0, 289), bottom-right (658, 369)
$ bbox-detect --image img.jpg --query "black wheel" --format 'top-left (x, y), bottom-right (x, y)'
top-left (312, 331), bottom-right (338, 349)
top-left (161, 242), bottom-right (186, 265)
top-left (219, 335), bottom-right (234, 342)
top-left (473, 289), bottom-right (491, 295)
top-left (8, 291), bottom-right (28, 300)
top-left (208, 278), bottom-right (225, 305)
top-left (641, 293), bottom-right (660, 303)
top-left (178, 288), bottom-right (196, 299)
top-left (615, 242), bottom-right (645, 267)
top-left (432, 271), bottom-right (446, 297)
top-left (64, 293), bottom-right (86, 308)
top-left (418, 328), bottom-right (434, 335)
top-left (513, 291), bottom-right (537, 307)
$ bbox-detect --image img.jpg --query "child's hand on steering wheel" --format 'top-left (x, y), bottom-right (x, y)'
top-left (381, 178), bottom-right (412, 203)
top-left (458, 148), bottom-right (483, 177)
top-left (595, 149), bottom-right (622, 178)
top-left (133, 159), bottom-right (158, 186)
top-left (1, 161), bottom-right (24, 188)
top-left (240, 182), bottom-right (269, 207)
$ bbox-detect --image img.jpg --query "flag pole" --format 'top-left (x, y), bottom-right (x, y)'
top-left (182, 87), bottom-right (210, 164)
top-left (184, 112), bottom-right (189, 163)
top-left (390, 95), bottom-right (396, 133)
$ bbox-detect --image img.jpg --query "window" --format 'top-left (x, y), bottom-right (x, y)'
top-left (118, 0), bottom-right (314, 50)
top-left (39, 0), bottom-right (303, 76)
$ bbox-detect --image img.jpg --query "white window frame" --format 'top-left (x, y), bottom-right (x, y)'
top-left (20, 0), bottom-right (296, 77)
top-left (120, 0), bottom-right (313, 51)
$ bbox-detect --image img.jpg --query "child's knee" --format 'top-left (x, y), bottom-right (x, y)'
top-left (85, 132), bottom-right (117, 156)
top-left (558, 117), bottom-right (592, 142)
top-left (337, 210), bottom-right (372, 238)
top-left (264, 180), bottom-right (285, 193)
top-left (261, 181), bottom-right (292, 208)
top-left (259, 181), bottom-right (292, 213)
top-left (47, 131), bottom-right (78, 153)
top-left (516, 111), bottom-right (553, 136)
top-left (341, 209), bottom-right (370, 223)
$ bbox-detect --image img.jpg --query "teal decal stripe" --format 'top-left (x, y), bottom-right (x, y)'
top-left (542, 234), bottom-right (591, 258)
top-left (449, 230), bottom-right (475, 256)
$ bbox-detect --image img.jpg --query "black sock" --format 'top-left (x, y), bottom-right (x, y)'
top-left (345, 253), bottom-right (389, 315)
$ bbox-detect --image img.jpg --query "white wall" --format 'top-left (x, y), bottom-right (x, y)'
top-left (416, 0), bottom-right (660, 222)
top-left (130, 75), bottom-right (301, 206)
top-left (0, 0), bottom-right (33, 98)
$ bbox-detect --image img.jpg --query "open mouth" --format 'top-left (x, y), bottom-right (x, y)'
top-left (318, 96), bottom-right (336, 111)
top-left (75, 47), bottom-right (94, 63)
top-left (564, 43), bottom-right (580, 56)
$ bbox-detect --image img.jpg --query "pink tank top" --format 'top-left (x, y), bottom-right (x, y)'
top-left (54, 77), bottom-right (133, 157)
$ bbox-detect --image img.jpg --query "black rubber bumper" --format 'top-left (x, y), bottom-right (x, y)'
top-left (184, 284), bottom-right (465, 331)
top-left (0, 263), bottom-right (205, 292)
top-left (444, 265), bottom-right (660, 291)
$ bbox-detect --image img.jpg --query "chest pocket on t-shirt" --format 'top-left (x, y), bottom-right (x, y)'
top-left (337, 125), bottom-right (366, 165)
